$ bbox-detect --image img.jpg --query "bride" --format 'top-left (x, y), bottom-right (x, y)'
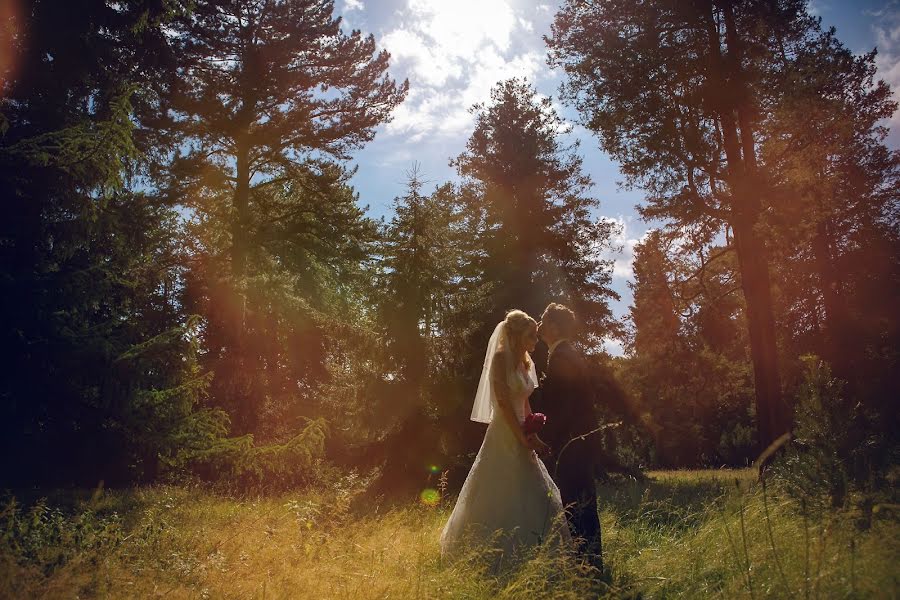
top-left (440, 309), bottom-right (571, 563)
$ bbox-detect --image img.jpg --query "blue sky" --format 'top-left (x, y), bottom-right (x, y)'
top-left (339, 0), bottom-right (900, 354)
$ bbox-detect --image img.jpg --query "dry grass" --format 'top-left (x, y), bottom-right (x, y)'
top-left (2, 469), bottom-right (897, 599)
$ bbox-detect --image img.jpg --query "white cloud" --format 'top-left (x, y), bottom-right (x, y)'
top-left (873, 9), bottom-right (900, 128)
top-left (380, 0), bottom-right (548, 141)
top-left (601, 336), bottom-right (624, 357)
top-left (600, 215), bottom-right (647, 281)
top-left (806, 0), bottom-right (828, 17)
top-left (381, 28), bottom-right (462, 87)
top-left (344, 0), bottom-right (364, 11)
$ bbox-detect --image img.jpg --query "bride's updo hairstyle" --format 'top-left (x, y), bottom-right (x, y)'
top-left (503, 309), bottom-right (537, 366)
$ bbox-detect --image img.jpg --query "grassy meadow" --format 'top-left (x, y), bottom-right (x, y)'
top-left (1, 469), bottom-right (897, 599)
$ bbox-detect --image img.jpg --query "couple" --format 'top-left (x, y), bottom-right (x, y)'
top-left (440, 303), bottom-right (602, 570)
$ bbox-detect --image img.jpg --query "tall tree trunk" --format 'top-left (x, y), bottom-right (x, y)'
top-left (232, 136), bottom-right (250, 327)
top-left (230, 131), bottom-right (255, 433)
top-left (731, 212), bottom-right (788, 450)
top-left (705, 1), bottom-right (789, 451)
top-left (813, 218), bottom-right (852, 382)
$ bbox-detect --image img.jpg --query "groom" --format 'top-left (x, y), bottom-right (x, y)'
top-left (532, 303), bottom-right (603, 570)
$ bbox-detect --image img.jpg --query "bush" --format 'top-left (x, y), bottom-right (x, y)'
top-left (174, 417), bottom-right (329, 493)
top-left (775, 355), bottom-right (887, 509)
top-left (0, 496), bottom-right (123, 579)
top-left (718, 421), bottom-right (756, 467)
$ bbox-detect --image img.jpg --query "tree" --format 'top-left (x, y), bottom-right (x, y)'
top-left (762, 27), bottom-right (899, 388)
top-left (378, 166), bottom-right (464, 400)
top-left (162, 0), bottom-right (407, 432)
top-left (547, 0), bottom-right (824, 450)
top-left (181, 166), bottom-right (379, 437)
top-left (453, 78), bottom-right (619, 344)
top-left (629, 230), bottom-right (680, 357)
top-left (622, 232), bottom-right (755, 467)
top-left (0, 0), bottom-right (223, 485)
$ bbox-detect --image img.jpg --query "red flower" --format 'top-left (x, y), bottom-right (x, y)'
top-left (522, 412), bottom-right (546, 435)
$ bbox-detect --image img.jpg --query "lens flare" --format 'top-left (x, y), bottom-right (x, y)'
top-left (1, 0), bottom-right (23, 96)
top-left (419, 488), bottom-right (440, 507)
top-left (428, 464), bottom-right (440, 474)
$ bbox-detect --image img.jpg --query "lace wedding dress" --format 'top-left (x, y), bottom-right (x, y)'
top-left (440, 323), bottom-right (570, 562)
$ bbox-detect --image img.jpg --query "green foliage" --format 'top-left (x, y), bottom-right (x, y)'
top-left (0, 0), bottom-right (237, 486)
top-left (775, 356), bottom-right (891, 509)
top-left (178, 418), bottom-right (328, 493)
top-left (718, 422), bottom-right (756, 467)
top-left (1, 0), bottom-right (895, 505)
top-left (161, 0), bottom-right (405, 437)
top-left (620, 233), bottom-right (756, 467)
top-left (0, 497), bottom-right (123, 578)
top-left (549, 0), bottom-right (898, 457)
top-left (182, 171), bottom-right (380, 438)
top-left (452, 78), bottom-right (619, 341)
top-left (377, 168), bottom-right (466, 399)
top-left (2, 89), bottom-right (139, 193)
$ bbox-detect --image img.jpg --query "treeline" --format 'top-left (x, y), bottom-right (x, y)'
top-left (1, 0), bottom-right (897, 491)
top-left (549, 0), bottom-right (900, 471)
top-left (0, 1), bottom-right (619, 489)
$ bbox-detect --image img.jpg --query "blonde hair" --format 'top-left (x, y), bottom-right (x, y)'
top-left (504, 309), bottom-right (536, 366)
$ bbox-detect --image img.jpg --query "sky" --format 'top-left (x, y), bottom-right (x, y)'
top-left (339, 0), bottom-right (900, 355)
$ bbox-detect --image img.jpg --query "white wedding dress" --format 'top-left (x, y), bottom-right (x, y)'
top-left (440, 333), bottom-right (570, 563)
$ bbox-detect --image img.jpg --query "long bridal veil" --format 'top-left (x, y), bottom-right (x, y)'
top-left (470, 321), bottom-right (538, 424)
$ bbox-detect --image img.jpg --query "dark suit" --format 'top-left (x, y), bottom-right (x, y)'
top-left (532, 340), bottom-right (603, 567)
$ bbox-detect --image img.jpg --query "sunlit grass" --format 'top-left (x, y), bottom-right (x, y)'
top-left (2, 469), bottom-right (896, 598)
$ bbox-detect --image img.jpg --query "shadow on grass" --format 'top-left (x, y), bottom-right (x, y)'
top-left (597, 470), bottom-right (752, 534)
top-left (1, 485), bottom-right (150, 518)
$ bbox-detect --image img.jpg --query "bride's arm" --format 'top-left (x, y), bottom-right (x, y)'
top-left (490, 356), bottom-right (531, 449)
top-left (523, 397), bottom-right (550, 454)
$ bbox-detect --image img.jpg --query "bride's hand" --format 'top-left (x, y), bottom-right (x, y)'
top-left (526, 434), bottom-right (549, 455)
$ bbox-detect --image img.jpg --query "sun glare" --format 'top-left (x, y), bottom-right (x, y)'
top-left (0, 0), bottom-right (22, 95)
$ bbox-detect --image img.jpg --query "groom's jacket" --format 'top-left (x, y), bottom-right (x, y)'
top-left (532, 341), bottom-right (601, 472)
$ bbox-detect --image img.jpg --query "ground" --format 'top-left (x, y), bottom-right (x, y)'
top-left (1, 469), bottom-right (897, 598)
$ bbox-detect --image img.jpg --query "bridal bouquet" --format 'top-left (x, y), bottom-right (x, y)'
top-left (522, 412), bottom-right (546, 435)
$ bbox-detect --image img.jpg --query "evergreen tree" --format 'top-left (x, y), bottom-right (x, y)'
top-left (378, 166), bottom-right (463, 401)
top-left (629, 230), bottom-right (680, 357)
top-left (548, 0), bottom-right (822, 449)
top-left (162, 0), bottom-right (407, 432)
top-left (0, 0), bottom-right (222, 485)
top-left (623, 232), bottom-right (755, 467)
top-left (762, 28), bottom-right (899, 387)
top-left (453, 78), bottom-right (619, 343)
top-left (182, 168), bottom-right (379, 438)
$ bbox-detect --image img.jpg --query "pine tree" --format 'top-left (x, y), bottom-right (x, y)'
top-left (547, 0), bottom-right (820, 449)
top-left (453, 78), bottom-right (619, 342)
top-left (162, 0), bottom-right (407, 432)
top-left (629, 231), bottom-right (680, 357)
top-left (623, 232), bottom-right (755, 467)
top-left (760, 27), bottom-right (900, 447)
top-left (0, 0), bottom-right (223, 484)
top-left (762, 28), bottom-right (899, 385)
top-left (378, 165), bottom-right (463, 399)
top-left (182, 167), bottom-right (379, 437)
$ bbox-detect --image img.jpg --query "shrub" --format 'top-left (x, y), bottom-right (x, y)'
top-left (173, 417), bottom-right (329, 492)
top-left (775, 355), bottom-right (886, 509)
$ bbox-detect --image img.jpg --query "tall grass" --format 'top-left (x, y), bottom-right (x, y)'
top-left (1, 469), bottom-right (897, 599)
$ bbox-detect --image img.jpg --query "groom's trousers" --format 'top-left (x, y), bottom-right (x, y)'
top-left (556, 446), bottom-right (603, 570)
